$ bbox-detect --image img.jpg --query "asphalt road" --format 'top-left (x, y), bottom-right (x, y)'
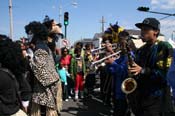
top-left (60, 95), bottom-right (112, 116)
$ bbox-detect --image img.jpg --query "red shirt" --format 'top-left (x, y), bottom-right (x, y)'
top-left (60, 55), bottom-right (72, 67)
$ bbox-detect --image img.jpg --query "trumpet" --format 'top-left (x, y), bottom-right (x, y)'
top-left (91, 47), bottom-right (105, 53)
top-left (91, 43), bottom-right (118, 53)
top-left (90, 50), bottom-right (121, 67)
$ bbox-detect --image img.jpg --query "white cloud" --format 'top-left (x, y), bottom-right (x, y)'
top-left (151, 0), bottom-right (175, 10)
top-left (160, 19), bottom-right (175, 39)
top-left (151, 0), bottom-right (159, 5)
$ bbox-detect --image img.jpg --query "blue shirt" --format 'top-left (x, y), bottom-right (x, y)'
top-left (167, 50), bottom-right (175, 97)
top-left (58, 68), bottom-right (69, 85)
top-left (107, 55), bottom-right (128, 99)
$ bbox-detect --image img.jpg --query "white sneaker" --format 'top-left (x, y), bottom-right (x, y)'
top-left (65, 99), bottom-right (69, 102)
top-left (80, 91), bottom-right (84, 99)
top-left (94, 88), bottom-right (101, 92)
top-left (80, 95), bottom-right (84, 99)
top-left (75, 95), bottom-right (78, 100)
top-left (68, 96), bottom-right (72, 99)
top-left (75, 91), bottom-right (79, 100)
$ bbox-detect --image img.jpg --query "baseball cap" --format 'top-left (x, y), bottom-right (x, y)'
top-left (135, 18), bottom-right (160, 30)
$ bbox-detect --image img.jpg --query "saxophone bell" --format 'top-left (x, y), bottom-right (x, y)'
top-left (121, 77), bottom-right (137, 94)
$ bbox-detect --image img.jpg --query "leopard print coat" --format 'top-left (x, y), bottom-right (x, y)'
top-left (30, 47), bottom-right (61, 110)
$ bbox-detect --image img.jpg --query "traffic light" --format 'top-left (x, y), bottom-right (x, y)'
top-left (137, 7), bottom-right (150, 12)
top-left (64, 12), bottom-right (69, 26)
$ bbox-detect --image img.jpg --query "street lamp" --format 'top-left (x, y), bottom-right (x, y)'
top-left (137, 7), bottom-right (150, 12)
top-left (72, 1), bottom-right (78, 7)
top-left (137, 6), bottom-right (175, 17)
top-left (58, 1), bottom-right (78, 23)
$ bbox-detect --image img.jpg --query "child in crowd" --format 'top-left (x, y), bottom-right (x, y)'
top-left (57, 63), bottom-right (70, 101)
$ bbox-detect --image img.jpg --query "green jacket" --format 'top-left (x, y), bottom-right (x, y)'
top-left (70, 56), bottom-right (86, 80)
top-left (69, 48), bottom-right (85, 57)
top-left (135, 40), bottom-right (173, 96)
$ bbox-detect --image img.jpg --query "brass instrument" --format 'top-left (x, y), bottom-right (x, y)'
top-left (121, 44), bottom-right (137, 94)
top-left (91, 50), bottom-right (121, 65)
top-left (91, 47), bottom-right (105, 53)
top-left (121, 77), bottom-right (137, 94)
top-left (90, 50), bottom-right (121, 71)
top-left (91, 43), bottom-right (118, 54)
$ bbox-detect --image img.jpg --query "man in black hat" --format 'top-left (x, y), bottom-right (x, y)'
top-left (128, 18), bottom-right (174, 116)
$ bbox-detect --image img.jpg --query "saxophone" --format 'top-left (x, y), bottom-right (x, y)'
top-left (121, 43), bottom-right (137, 94)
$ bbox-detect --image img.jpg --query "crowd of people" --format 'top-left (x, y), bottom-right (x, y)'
top-left (0, 16), bottom-right (175, 116)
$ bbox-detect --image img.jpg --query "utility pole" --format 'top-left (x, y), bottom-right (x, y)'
top-left (59, 5), bottom-right (62, 23)
top-left (100, 16), bottom-right (106, 33)
top-left (9, 0), bottom-right (13, 39)
top-left (65, 25), bottom-right (67, 38)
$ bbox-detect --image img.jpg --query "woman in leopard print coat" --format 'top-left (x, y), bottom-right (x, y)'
top-left (25, 21), bottom-right (62, 116)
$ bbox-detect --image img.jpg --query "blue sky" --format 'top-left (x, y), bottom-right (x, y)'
top-left (0, 0), bottom-right (175, 44)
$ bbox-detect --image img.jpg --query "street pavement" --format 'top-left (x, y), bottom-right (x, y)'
top-left (60, 76), bottom-right (135, 116)
top-left (60, 95), bottom-right (112, 116)
top-left (60, 94), bottom-right (135, 116)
